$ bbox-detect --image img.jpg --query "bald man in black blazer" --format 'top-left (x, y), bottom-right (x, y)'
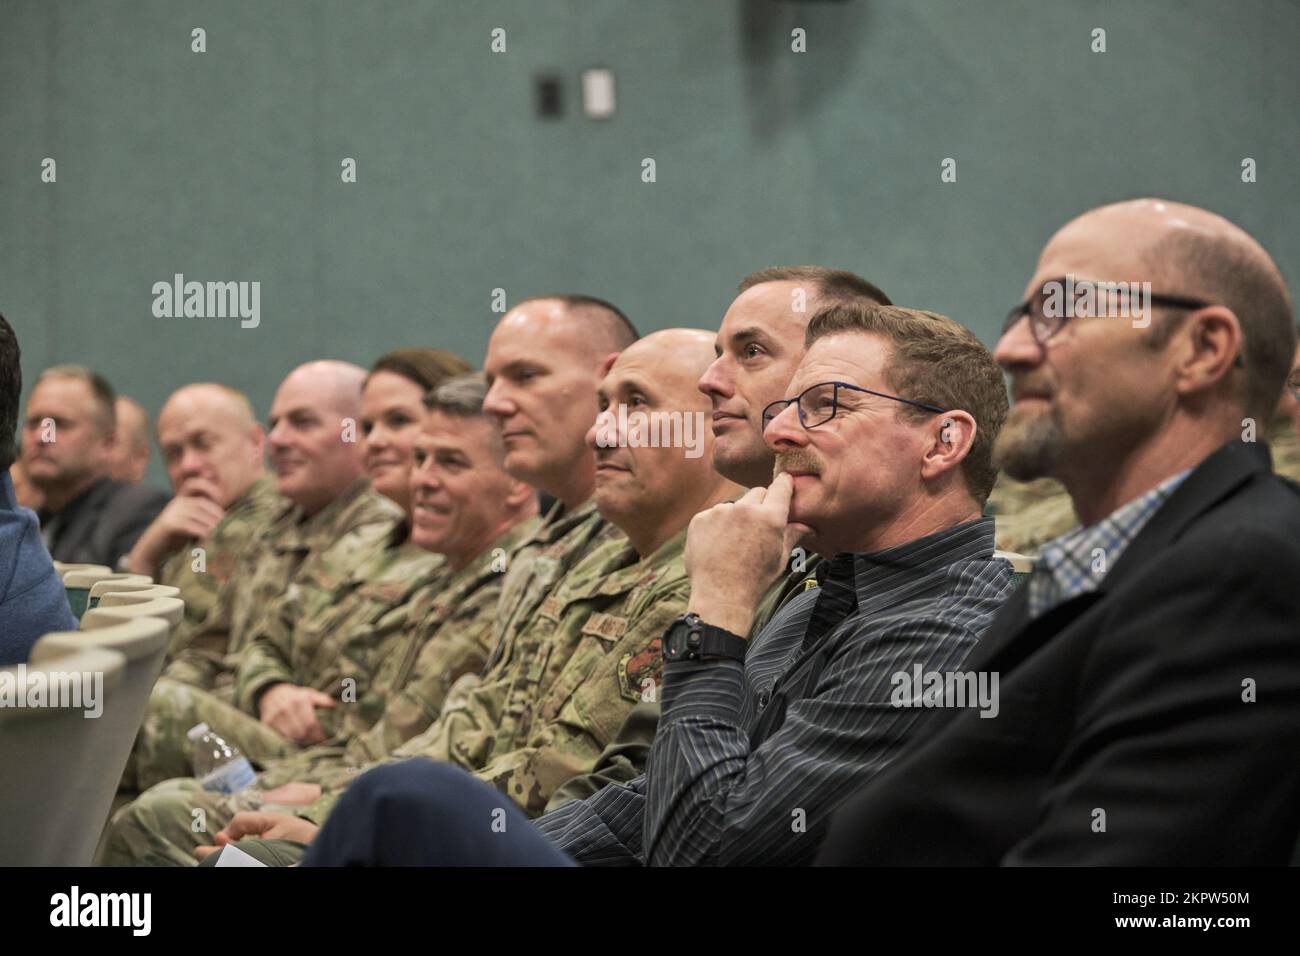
top-left (819, 199), bottom-right (1300, 866)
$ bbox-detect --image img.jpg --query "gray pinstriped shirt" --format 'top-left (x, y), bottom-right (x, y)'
top-left (535, 516), bottom-right (1013, 866)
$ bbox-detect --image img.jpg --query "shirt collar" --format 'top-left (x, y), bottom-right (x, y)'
top-left (820, 516), bottom-right (998, 604)
top-left (1027, 467), bottom-right (1192, 617)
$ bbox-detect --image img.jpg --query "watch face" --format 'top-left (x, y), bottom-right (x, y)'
top-left (665, 620), bottom-right (693, 660)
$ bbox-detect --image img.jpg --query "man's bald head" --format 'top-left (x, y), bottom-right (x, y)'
top-left (159, 383), bottom-right (258, 437)
top-left (267, 360), bottom-right (369, 515)
top-left (995, 198), bottom-right (1295, 523)
top-left (513, 295), bottom-right (638, 358)
top-left (483, 296), bottom-right (636, 507)
top-left (1048, 198), bottom-right (1294, 421)
top-left (157, 382), bottom-right (265, 506)
top-left (501, 293), bottom-right (634, 364)
top-left (589, 328), bottom-right (740, 556)
top-left (605, 328), bottom-right (717, 396)
top-left (277, 360), bottom-right (369, 420)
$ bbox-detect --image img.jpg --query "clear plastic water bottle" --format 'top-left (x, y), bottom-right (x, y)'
top-left (188, 722), bottom-right (256, 795)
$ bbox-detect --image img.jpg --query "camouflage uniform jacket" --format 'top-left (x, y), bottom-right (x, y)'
top-left (486, 497), bottom-right (621, 678)
top-left (157, 474), bottom-right (282, 652)
top-left (255, 516), bottom-right (540, 787)
top-left (301, 523), bottom-right (689, 823)
top-left (988, 416), bottom-right (1300, 555)
top-left (545, 556), bottom-right (823, 811)
top-left (233, 522), bottom-right (449, 719)
top-left (161, 479), bottom-right (401, 693)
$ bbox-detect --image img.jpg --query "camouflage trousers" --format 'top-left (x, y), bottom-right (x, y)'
top-left (122, 677), bottom-right (299, 794)
top-left (96, 777), bottom-right (304, 866)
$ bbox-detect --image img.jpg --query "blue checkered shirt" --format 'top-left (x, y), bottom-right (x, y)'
top-left (1026, 469), bottom-right (1191, 618)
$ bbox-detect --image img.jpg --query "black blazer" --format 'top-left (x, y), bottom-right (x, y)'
top-left (817, 440), bottom-right (1300, 865)
top-left (40, 477), bottom-right (170, 568)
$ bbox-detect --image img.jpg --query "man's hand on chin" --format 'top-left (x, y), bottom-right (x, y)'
top-left (193, 811), bottom-right (321, 861)
top-left (684, 472), bottom-right (797, 637)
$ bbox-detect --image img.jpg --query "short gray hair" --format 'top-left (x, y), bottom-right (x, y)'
top-left (36, 365), bottom-right (117, 433)
top-left (424, 374), bottom-right (489, 418)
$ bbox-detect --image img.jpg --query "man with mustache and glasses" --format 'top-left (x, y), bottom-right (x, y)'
top-left (182, 330), bottom-right (741, 867)
top-left (288, 303), bottom-right (1016, 867)
top-left (543, 266), bottom-right (896, 806)
top-left (820, 199), bottom-right (1300, 865)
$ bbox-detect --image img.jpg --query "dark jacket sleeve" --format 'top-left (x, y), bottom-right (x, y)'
top-left (1004, 524), bottom-right (1300, 865)
top-left (102, 484), bottom-right (170, 568)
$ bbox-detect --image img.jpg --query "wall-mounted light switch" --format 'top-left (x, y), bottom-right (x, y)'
top-left (582, 68), bottom-right (615, 119)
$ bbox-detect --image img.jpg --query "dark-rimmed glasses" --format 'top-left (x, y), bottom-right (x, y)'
top-left (761, 381), bottom-right (946, 431)
top-left (1003, 282), bottom-right (1214, 346)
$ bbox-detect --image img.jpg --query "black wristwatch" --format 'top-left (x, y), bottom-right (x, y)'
top-left (662, 613), bottom-right (748, 663)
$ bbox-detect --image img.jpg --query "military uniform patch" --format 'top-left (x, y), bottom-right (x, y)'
top-left (618, 638), bottom-right (663, 702)
top-left (580, 612), bottom-right (629, 643)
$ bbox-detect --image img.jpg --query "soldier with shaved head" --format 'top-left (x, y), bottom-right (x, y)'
top-left (272, 303), bottom-right (1017, 868)
top-left (108, 329), bottom-right (743, 865)
top-left (161, 361), bottom-right (402, 694)
top-left (113, 352), bottom-right (470, 805)
top-left (125, 383), bottom-right (280, 637)
top-left (820, 199), bottom-right (1300, 865)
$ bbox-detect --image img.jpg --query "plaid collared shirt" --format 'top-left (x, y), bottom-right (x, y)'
top-left (1026, 468), bottom-right (1191, 618)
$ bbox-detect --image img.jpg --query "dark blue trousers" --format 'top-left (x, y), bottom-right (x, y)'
top-left (302, 759), bottom-right (576, 867)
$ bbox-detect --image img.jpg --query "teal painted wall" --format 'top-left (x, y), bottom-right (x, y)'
top-left (2, 0), bottom-right (1296, 486)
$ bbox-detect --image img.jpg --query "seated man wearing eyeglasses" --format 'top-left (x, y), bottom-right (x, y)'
top-left (819, 199), bottom-right (1300, 865)
top-left (286, 302), bottom-right (1017, 867)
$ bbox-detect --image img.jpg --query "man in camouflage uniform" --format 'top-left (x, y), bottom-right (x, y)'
top-left (1272, 337), bottom-right (1300, 469)
top-left (159, 361), bottom-right (401, 694)
top-left (985, 471), bottom-right (1078, 556)
top-left (102, 296), bottom-right (638, 863)
top-left (117, 362), bottom-right (402, 796)
top-left (111, 329), bottom-right (742, 864)
top-left (124, 522), bottom-right (445, 793)
top-left (104, 381), bottom-right (542, 856)
top-left (123, 383), bottom-right (281, 644)
top-left (547, 267), bottom-right (896, 807)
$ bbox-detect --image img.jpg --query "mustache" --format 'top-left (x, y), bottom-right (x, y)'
top-left (1008, 372), bottom-right (1055, 401)
top-left (773, 450), bottom-right (823, 477)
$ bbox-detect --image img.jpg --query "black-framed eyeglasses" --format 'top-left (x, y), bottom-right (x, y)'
top-left (1003, 281), bottom-right (1214, 346)
top-left (761, 381), bottom-right (946, 431)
